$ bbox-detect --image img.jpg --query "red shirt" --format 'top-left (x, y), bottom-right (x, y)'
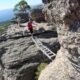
top-left (27, 22), bottom-right (32, 29)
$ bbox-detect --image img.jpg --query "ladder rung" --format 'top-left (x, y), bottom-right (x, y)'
top-left (48, 53), bottom-right (54, 56)
top-left (50, 55), bottom-right (55, 58)
top-left (44, 49), bottom-right (49, 51)
top-left (46, 51), bottom-right (51, 53)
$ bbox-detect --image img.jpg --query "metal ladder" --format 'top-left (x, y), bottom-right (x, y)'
top-left (32, 36), bottom-right (56, 60)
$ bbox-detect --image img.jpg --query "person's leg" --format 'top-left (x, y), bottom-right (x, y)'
top-left (29, 28), bottom-right (33, 36)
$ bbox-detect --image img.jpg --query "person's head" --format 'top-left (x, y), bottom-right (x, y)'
top-left (29, 18), bottom-right (33, 22)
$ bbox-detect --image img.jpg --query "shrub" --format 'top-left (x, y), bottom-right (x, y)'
top-left (0, 21), bottom-right (10, 32)
top-left (35, 63), bottom-right (48, 80)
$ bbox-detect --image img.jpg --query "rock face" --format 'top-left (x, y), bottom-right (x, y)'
top-left (0, 37), bottom-right (43, 80)
top-left (39, 0), bottom-right (80, 80)
top-left (31, 8), bottom-right (45, 22)
top-left (39, 47), bottom-right (80, 80)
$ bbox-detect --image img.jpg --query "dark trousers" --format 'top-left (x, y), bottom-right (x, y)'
top-left (29, 28), bottom-right (33, 34)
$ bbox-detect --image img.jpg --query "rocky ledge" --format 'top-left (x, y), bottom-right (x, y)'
top-left (0, 23), bottom-right (59, 80)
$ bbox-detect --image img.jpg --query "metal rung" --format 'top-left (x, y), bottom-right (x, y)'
top-left (50, 55), bottom-right (55, 57)
top-left (48, 53), bottom-right (54, 55)
top-left (46, 51), bottom-right (51, 53)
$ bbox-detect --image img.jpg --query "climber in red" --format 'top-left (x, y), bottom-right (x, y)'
top-left (27, 19), bottom-right (33, 35)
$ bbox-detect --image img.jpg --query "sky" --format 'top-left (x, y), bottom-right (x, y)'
top-left (0, 0), bottom-right (42, 11)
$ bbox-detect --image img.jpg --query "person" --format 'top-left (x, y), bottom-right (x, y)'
top-left (17, 17), bottom-right (20, 27)
top-left (27, 19), bottom-right (33, 36)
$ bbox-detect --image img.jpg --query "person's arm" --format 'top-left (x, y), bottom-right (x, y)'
top-left (32, 21), bottom-right (37, 26)
top-left (32, 21), bottom-right (39, 30)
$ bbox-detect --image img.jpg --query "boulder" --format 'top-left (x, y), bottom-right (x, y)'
top-left (39, 47), bottom-right (80, 80)
top-left (0, 24), bottom-right (59, 80)
top-left (39, 0), bottom-right (80, 80)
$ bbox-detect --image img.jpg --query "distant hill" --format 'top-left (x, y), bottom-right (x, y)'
top-left (0, 9), bottom-right (14, 22)
top-left (0, 4), bottom-right (43, 23)
top-left (31, 4), bottom-right (43, 9)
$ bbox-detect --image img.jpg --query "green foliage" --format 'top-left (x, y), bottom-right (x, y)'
top-left (13, 0), bottom-right (31, 12)
top-left (0, 21), bottom-right (10, 32)
top-left (35, 63), bottom-right (48, 80)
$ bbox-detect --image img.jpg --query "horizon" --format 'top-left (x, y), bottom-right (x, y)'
top-left (0, 0), bottom-right (43, 11)
top-left (0, 0), bottom-right (43, 22)
top-left (0, 3), bottom-right (43, 22)
top-left (0, 4), bottom-right (43, 12)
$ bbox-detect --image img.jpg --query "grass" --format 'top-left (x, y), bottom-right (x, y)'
top-left (0, 21), bottom-right (11, 32)
top-left (35, 63), bottom-right (48, 80)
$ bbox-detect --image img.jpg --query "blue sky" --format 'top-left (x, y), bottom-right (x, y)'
top-left (0, 0), bottom-right (42, 11)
